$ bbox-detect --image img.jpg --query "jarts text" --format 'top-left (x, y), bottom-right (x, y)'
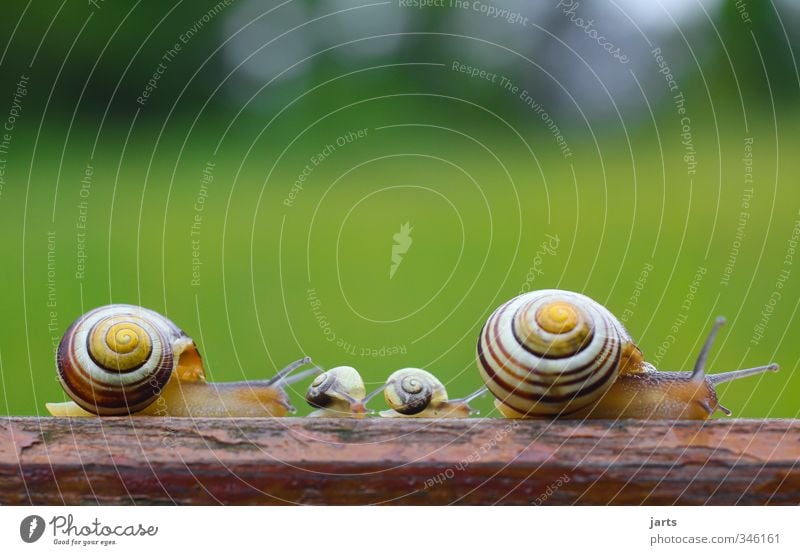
top-left (650, 517), bottom-right (677, 529)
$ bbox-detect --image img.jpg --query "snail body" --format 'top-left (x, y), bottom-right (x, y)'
top-left (46, 304), bottom-right (318, 417)
top-left (378, 368), bottom-right (486, 418)
top-left (477, 290), bottom-right (778, 420)
top-left (305, 366), bottom-right (370, 417)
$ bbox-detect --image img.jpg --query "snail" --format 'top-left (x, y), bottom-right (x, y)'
top-left (305, 366), bottom-right (375, 417)
top-left (45, 304), bottom-right (320, 417)
top-left (477, 289), bottom-right (779, 420)
top-left (375, 368), bottom-right (487, 418)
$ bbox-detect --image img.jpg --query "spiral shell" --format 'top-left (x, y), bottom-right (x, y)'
top-left (306, 366), bottom-right (366, 410)
top-left (477, 289), bottom-right (634, 417)
top-left (384, 368), bottom-right (447, 415)
top-left (56, 305), bottom-right (187, 415)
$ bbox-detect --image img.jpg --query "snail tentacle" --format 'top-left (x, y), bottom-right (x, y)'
top-left (455, 386), bottom-right (488, 406)
top-left (265, 356), bottom-right (314, 386)
top-left (691, 316), bottom-right (726, 378)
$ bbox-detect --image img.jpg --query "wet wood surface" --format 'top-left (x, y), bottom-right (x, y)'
top-left (1, 417), bottom-right (798, 505)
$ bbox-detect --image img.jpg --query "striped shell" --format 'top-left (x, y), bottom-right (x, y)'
top-left (56, 305), bottom-right (186, 415)
top-left (477, 289), bottom-right (634, 417)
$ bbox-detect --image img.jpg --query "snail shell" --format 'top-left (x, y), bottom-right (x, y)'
top-left (477, 289), bottom-right (641, 417)
top-left (56, 304), bottom-right (199, 416)
top-left (383, 368), bottom-right (447, 416)
top-left (306, 366), bottom-right (366, 415)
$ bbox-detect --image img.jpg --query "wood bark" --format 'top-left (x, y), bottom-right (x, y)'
top-left (1, 417), bottom-right (798, 505)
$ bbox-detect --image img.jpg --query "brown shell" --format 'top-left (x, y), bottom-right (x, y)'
top-left (384, 368), bottom-right (446, 415)
top-left (56, 305), bottom-right (191, 415)
top-left (477, 289), bottom-right (634, 417)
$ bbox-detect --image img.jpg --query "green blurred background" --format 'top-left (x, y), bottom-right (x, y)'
top-left (0, 0), bottom-right (798, 417)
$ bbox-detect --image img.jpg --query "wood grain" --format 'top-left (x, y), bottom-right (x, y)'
top-left (1, 417), bottom-right (799, 505)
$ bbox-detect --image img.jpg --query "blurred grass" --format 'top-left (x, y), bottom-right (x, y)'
top-left (0, 103), bottom-right (798, 418)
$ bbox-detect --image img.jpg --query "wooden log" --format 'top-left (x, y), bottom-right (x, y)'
top-left (1, 417), bottom-right (799, 505)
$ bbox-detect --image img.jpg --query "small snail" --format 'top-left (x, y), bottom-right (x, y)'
top-left (477, 289), bottom-right (779, 420)
top-left (376, 368), bottom-right (487, 418)
top-left (46, 304), bottom-right (319, 417)
top-left (305, 366), bottom-right (377, 417)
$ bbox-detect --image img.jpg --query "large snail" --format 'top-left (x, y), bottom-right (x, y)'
top-left (477, 289), bottom-right (779, 419)
top-left (46, 304), bottom-right (319, 417)
top-left (376, 368), bottom-right (487, 418)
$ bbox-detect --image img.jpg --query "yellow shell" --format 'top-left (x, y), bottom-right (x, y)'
top-left (88, 317), bottom-right (153, 371)
top-left (306, 366), bottom-right (366, 416)
top-left (477, 289), bottom-right (635, 417)
top-left (56, 305), bottom-right (191, 415)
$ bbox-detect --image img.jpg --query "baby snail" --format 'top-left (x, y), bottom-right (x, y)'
top-left (375, 368), bottom-right (488, 418)
top-left (477, 289), bottom-right (779, 420)
top-left (46, 304), bottom-right (320, 417)
top-left (305, 366), bottom-right (381, 417)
